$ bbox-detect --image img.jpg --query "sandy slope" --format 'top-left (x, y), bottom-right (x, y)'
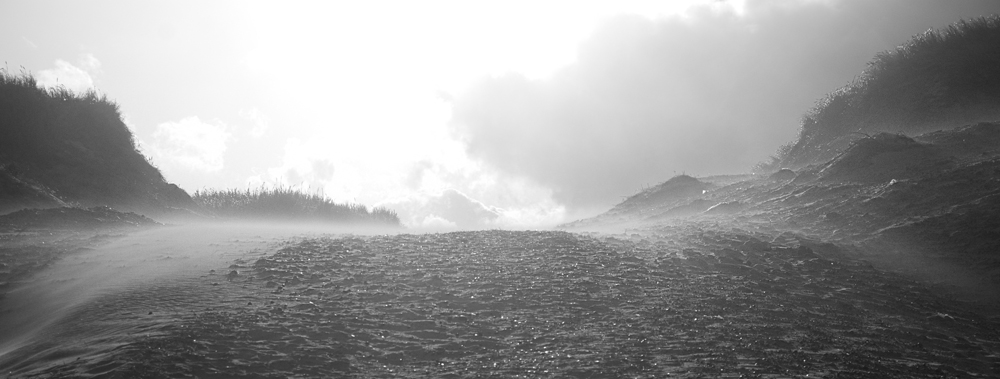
top-left (0, 223), bottom-right (341, 377)
top-left (5, 228), bottom-right (997, 378)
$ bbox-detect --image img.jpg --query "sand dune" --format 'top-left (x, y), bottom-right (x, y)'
top-left (4, 228), bottom-right (997, 377)
top-left (0, 223), bottom-right (337, 376)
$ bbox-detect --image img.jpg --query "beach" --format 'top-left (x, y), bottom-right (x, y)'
top-left (4, 227), bottom-right (998, 378)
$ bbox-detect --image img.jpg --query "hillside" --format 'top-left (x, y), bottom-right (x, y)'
top-left (0, 70), bottom-right (194, 216)
top-left (566, 17), bottom-right (1000, 298)
top-left (568, 124), bottom-right (1000, 299)
top-left (767, 16), bottom-right (1000, 170)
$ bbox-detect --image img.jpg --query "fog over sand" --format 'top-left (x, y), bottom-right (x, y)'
top-left (3, 1), bottom-right (1000, 377)
top-left (4, 229), bottom-right (999, 377)
top-left (0, 223), bottom-right (389, 371)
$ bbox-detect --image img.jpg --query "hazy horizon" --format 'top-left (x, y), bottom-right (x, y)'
top-left (3, 0), bottom-right (1000, 228)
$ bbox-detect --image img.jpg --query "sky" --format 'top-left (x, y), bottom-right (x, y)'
top-left (2, 0), bottom-right (999, 228)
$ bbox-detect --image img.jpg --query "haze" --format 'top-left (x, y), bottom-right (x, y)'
top-left (2, 0), bottom-right (999, 228)
top-left (0, 221), bottom-right (402, 363)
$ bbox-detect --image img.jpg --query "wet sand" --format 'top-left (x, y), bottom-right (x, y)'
top-left (5, 228), bottom-right (998, 377)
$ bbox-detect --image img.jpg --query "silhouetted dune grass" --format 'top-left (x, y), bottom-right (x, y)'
top-left (193, 187), bottom-right (401, 227)
top-left (0, 68), bottom-right (193, 215)
top-left (767, 16), bottom-right (1000, 170)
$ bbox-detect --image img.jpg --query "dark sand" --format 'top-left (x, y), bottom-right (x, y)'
top-left (0, 224), bottom-right (307, 377)
top-left (4, 228), bottom-right (998, 378)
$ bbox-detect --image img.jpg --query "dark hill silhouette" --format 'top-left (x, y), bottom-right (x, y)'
top-left (0, 70), bottom-right (194, 215)
top-left (767, 16), bottom-right (1000, 170)
top-left (568, 122), bottom-right (1000, 302)
top-left (0, 69), bottom-right (402, 226)
top-left (565, 18), bottom-right (1000, 298)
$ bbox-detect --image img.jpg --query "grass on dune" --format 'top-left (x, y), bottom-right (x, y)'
top-left (764, 16), bottom-right (1000, 171)
top-left (0, 67), bottom-right (134, 160)
top-left (0, 67), bottom-right (192, 212)
top-left (193, 186), bottom-right (401, 226)
top-left (807, 16), bottom-right (1000, 134)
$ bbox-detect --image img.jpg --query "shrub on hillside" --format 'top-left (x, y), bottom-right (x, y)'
top-left (0, 68), bottom-right (192, 213)
top-left (775, 16), bottom-right (1000, 169)
top-left (193, 186), bottom-right (401, 227)
top-left (0, 69), bottom-right (134, 165)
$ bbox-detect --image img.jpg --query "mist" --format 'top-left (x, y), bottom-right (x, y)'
top-left (449, 0), bottom-right (1000, 210)
top-left (0, 221), bottom-right (402, 362)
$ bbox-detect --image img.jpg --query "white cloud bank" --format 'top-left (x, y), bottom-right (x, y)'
top-left (150, 116), bottom-right (232, 173)
top-left (377, 187), bottom-right (568, 230)
top-left (449, 0), bottom-right (1000, 210)
top-left (378, 189), bottom-right (501, 229)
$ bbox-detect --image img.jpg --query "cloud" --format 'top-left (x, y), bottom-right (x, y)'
top-left (151, 116), bottom-right (232, 172)
top-left (449, 0), bottom-right (1000, 210)
top-left (312, 160), bottom-right (335, 181)
top-left (240, 135), bottom-right (571, 227)
top-left (378, 189), bottom-right (502, 229)
top-left (244, 138), bottom-right (342, 197)
top-left (238, 108), bottom-right (270, 138)
top-left (78, 53), bottom-right (101, 72)
top-left (36, 54), bottom-right (102, 93)
top-left (378, 184), bottom-right (569, 230)
top-left (416, 214), bottom-right (458, 229)
top-left (404, 160), bottom-right (435, 189)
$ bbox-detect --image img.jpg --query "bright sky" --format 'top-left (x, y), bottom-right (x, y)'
top-left (2, 0), bottom-right (997, 228)
top-left (0, 0), bottom-right (721, 227)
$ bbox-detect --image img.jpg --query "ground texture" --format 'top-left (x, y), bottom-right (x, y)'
top-left (9, 230), bottom-right (999, 378)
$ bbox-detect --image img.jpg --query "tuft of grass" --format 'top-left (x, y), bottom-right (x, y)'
top-left (0, 67), bottom-right (127, 148)
top-left (774, 16), bottom-right (1000, 169)
top-left (192, 186), bottom-right (401, 226)
top-left (0, 67), bottom-right (192, 213)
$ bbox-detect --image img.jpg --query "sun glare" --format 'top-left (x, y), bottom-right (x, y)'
top-left (215, 0), bottom-right (722, 223)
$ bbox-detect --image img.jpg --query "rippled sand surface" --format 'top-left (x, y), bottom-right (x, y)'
top-left (0, 224), bottom-right (306, 377)
top-left (4, 229), bottom-right (1000, 378)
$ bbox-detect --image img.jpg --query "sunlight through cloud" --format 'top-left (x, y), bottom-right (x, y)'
top-left (150, 116), bottom-right (232, 173)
